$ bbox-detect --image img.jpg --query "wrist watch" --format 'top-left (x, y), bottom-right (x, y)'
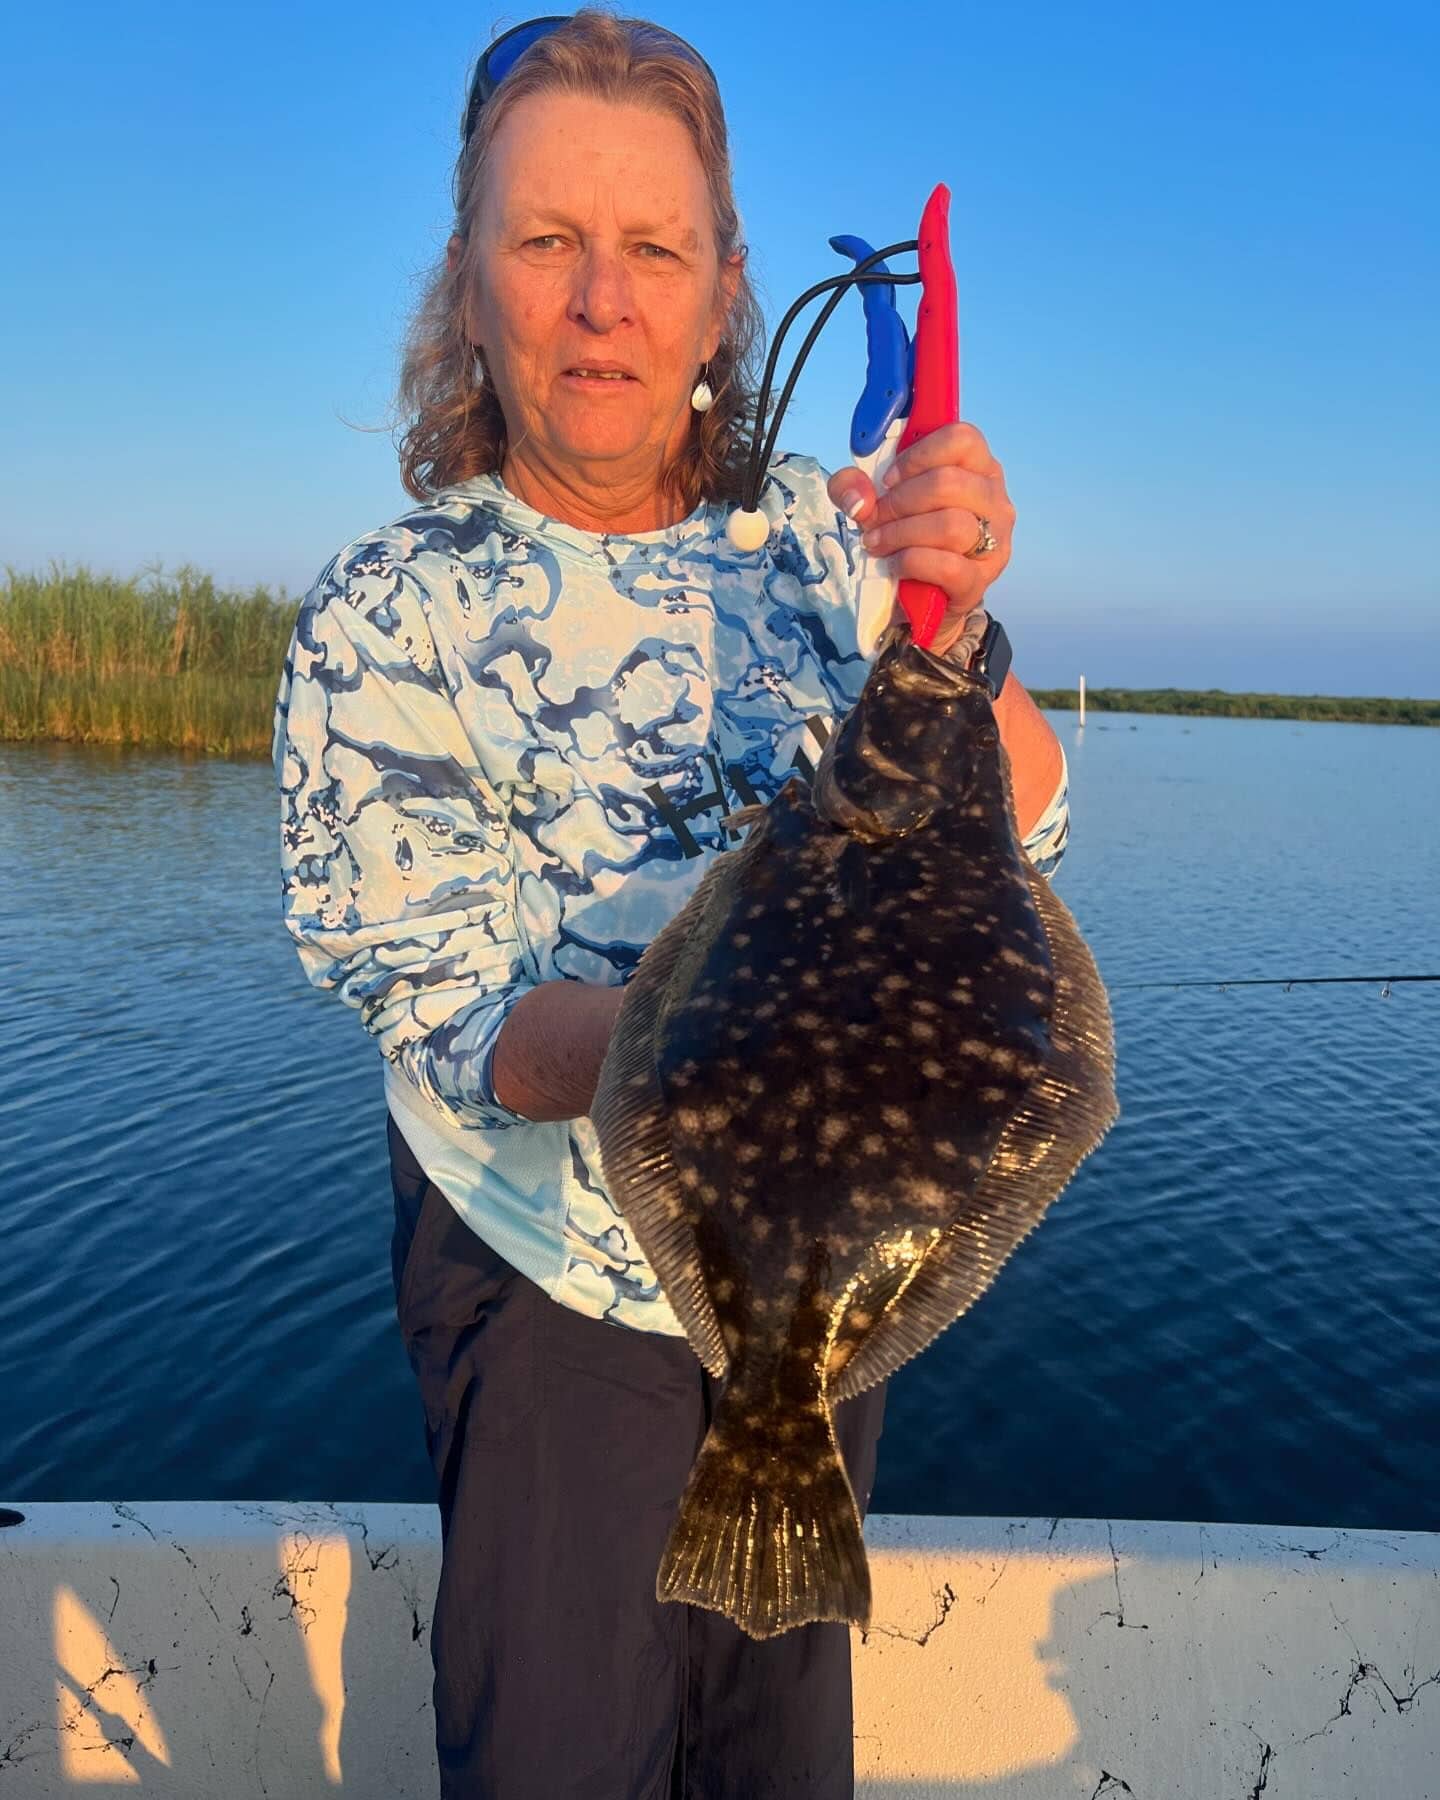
top-left (948, 613), bottom-right (1012, 700)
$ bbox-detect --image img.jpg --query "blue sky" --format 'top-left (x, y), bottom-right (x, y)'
top-left (2, 0), bottom-right (1435, 694)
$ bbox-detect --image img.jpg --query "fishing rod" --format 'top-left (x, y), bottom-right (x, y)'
top-left (1112, 973), bottom-right (1439, 996)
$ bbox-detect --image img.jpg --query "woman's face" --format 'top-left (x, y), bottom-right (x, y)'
top-left (460, 91), bottom-right (735, 495)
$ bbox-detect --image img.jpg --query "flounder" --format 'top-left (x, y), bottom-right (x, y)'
top-left (591, 621), bottom-right (1118, 1639)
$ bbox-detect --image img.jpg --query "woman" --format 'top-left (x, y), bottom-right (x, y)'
top-left (274, 12), bottom-right (1070, 1795)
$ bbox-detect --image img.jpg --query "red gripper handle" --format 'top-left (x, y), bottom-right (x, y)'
top-left (896, 184), bottom-right (959, 649)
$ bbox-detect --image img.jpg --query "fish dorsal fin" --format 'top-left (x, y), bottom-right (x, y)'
top-left (590, 853), bottom-right (755, 1379)
top-left (831, 859), bottom-right (1118, 1401)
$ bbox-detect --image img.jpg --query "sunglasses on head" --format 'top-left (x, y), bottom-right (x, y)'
top-left (461, 14), bottom-right (716, 144)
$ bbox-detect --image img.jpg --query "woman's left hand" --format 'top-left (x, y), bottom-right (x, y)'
top-left (827, 422), bottom-right (1015, 656)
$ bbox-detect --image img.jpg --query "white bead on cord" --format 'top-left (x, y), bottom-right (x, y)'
top-left (725, 507), bottom-right (770, 551)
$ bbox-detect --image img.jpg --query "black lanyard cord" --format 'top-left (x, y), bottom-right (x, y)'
top-left (742, 240), bottom-right (921, 514)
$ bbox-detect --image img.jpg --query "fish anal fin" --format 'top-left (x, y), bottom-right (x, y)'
top-left (833, 867), bottom-right (1118, 1401)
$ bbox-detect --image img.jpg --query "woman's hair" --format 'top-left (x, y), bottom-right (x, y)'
top-left (396, 8), bottom-right (765, 511)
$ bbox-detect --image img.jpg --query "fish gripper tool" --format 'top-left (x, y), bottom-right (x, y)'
top-left (833, 182), bottom-right (959, 654)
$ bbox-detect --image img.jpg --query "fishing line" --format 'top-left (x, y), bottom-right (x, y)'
top-left (1112, 973), bottom-right (1439, 997)
top-left (741, 241), bottom-right (921, 515)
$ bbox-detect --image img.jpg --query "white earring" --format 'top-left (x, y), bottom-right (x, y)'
top-left (471, 346), bottom-right (486, 388)
top-left (690, 368), bottom-right (715, 413)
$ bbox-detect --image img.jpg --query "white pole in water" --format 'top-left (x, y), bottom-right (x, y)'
top-left (1079, 674), bottom-right (1087, 725)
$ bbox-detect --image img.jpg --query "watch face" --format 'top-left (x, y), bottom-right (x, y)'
top-left (973, 616), bottom-right (1011, 699)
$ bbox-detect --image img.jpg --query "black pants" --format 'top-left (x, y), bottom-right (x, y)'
top-left (387, 1113), bottom-right (887, 1800)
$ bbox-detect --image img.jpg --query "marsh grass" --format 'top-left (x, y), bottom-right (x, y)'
top-left (0, 564), bottom-right (297, 757)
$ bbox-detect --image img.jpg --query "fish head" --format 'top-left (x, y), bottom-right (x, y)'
top-left (813, 633), bottom-right (998, 841)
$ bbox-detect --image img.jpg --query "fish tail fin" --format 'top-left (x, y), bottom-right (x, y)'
top-left (658, 1379), bottom-right (870, 1639)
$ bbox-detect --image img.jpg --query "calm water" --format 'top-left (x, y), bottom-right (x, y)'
top-left (2, 715), bottom-right (1436, 1529)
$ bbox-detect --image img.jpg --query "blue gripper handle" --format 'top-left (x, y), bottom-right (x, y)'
top-left (829, 235), bottom-right (912, 458)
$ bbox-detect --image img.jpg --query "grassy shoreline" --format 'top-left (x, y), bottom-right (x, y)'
top-left (1028, 687), bottom-right (1439, 727)
top-left (2, 567), bottom-right (1435, 757)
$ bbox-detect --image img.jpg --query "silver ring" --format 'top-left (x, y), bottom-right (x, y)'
top-left (964, 515), bottom-right (998, 559)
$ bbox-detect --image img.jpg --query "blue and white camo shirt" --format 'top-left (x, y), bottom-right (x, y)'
top-left (273, 452), bottom-right (1070, 1336)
